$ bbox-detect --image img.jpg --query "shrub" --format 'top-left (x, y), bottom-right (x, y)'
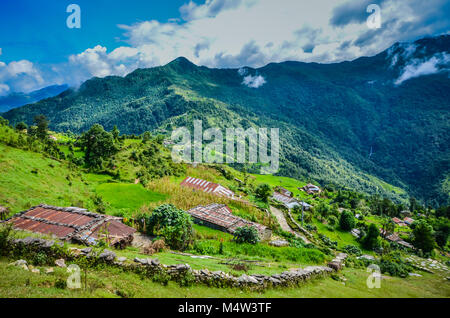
top-left (327, 215), bottom-right (338, 227)
top-left (254, 184), bottom-right (272, 203)
top-left (233, 226), bottom-right (260, 244)
top-left (343, 244), bottom-right (362, 256)
top-left (0, 224), bottom-right (14, 256)
top-left (146, 204), bottom-right (194, 251)
top-left (379, 252), bottom-right (412, 278)
top-left (339, 210), bottom-right (355, 231)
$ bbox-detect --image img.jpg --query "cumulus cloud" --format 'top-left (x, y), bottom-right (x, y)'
top-left (0, 58), bottom-right (44, 95)
top-left (395, 53), bottom-right (450, 85)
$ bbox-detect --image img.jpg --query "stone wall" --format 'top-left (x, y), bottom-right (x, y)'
top-left (7, 236), bottom-right (348, 290)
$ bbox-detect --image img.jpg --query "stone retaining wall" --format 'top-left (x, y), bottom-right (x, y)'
top-left (8, 236), bottom-right (348, 290)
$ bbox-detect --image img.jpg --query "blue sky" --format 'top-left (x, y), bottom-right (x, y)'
top-left (0, 0), bottom-right (449, 95)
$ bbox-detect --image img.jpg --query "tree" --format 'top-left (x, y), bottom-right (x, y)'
top-left (362, 223), bottom-right (380, 250)
top-left (412, 220), bottom-right (435, 253)
top-left (146, 204), bottom-right (194, 250)
top-left (80, 124), bottom-right (118, 168)
top-left (409, 197), bottom-right (418, 213)
top-left (111, 125), bottom-right (120, 141)
top-left (255, 183), bottom-right (272, 203)
top-left (15, 122), bottom-right (28, 131)
top-left (233, 226), bottom-right (260, 244)
top-left (33, 114), bottom-right (49, 140)
top-left (339, 210), bottom-right (355, 231)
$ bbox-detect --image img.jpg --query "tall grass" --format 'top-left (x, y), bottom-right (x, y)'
top-left (140, 177), bottom-right (276, 227)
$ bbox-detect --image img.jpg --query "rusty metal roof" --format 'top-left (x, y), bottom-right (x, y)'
top-left (7, 204), bottom-right (136, 244)
top-left (180, 176), bottom-right (235, 198)
top-left (187, 203), bottom-right (268, 236)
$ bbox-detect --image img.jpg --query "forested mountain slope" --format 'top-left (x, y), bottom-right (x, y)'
top-left (4, 35), bottom-right (450, 205)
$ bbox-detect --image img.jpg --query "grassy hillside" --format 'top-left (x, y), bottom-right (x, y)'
top-left (1, 258), bottom-right (448, 298)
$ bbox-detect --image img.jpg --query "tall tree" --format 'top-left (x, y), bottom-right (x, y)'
top-left (80, 124), bottom-right (118, 168)
top-left (33, 114), bottom-right (49, 140)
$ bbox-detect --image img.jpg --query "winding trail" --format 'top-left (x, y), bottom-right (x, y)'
top-left (270, 206), bottom-right (309, 243)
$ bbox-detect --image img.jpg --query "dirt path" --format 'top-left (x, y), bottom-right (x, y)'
top-left (270, 206), bottom-right (309, 243)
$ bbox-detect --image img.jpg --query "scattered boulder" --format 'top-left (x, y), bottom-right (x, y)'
top-left (269, 240), bottom-right (290, 247)
top-left (55, 259), bottom-right (66, 268)
top-left (31, 268), bottom-right (40, 274)
top-left (46, 267), bottom-right (54, 274)
top-left (99, 249), bottom-right (116, 262)
top-left (408, 273), bottom-right (422, 277)
top-left (117, 257), bottom-right (127, 263)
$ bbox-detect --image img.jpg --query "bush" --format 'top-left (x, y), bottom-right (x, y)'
top-left (379, 252), bottom-right (412, 278)
top-left (343, 244), bottom-right (362, 256)
top-left (339, 210), bottom-right (355, 231)
top-left (233, 226), bottom-right (260, 244)
top-left (146, 204), bottom-right (194, 250)
top-left (254, 184), bottom-right (272, 203)
top-left (0, 224), bottom-right (14, 256)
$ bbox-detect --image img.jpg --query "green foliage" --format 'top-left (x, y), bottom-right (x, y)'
top-left (33, 114), bottom-right (49, 140)
top-left (254, 183), bottom-right (272, 203)
top-left (15, 122), bottom-right (27, 131)
top-left (361, 223), bottom-right (380, 250)
top-left (145, 204), bottom-right (194, 251)
top-left (80, 124), bottom-right (118, 169)
top-left (379, 252), bottom-right (413, 278)
top-left (339, 210), bottom-right (356, 231)
top-left (343, 244), bottom-right (362, 256)
top-left (0, 224), bottom-right (14, 256)
top-left (412, 220), bottom-right (436, 253)
top-left (233, 226), bottom-right (260, 244)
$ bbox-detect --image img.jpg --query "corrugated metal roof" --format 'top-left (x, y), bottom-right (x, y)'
top-left (180, 176), bottom-right (235, 198)
top-left (7, 204), bottom-right (136, 245)
top-left (187, 203), bottom-right (268, 236)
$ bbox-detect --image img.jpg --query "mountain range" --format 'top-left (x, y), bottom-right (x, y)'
top-left (0, 84), bottom-right (68, 113)
top-left (3, 35), bottom-right (450, 206)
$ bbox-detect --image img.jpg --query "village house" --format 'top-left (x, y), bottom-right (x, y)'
top-left (403, 217), bottom-right (415, 225)
top-left (300, 183), bottom-right (321, 195)
top-left (187, 203), bottom-right (272, 241)
top-left (272, 191), bottom-right (312, 211)
top-left (275, 187), bottom-right (292, 197)
top-left (5, 204), bottom-right (136, 248)
top-left (392, 217), bottom-right (407, 226)
top-left (180, 176), bottom-right (235, 199)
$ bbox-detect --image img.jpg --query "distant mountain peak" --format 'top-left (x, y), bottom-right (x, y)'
top-left (167, 56), bottom-right (197, 68)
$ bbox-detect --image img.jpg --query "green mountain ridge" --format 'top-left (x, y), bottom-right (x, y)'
top-left (3, 35), bottom-right (450, 205)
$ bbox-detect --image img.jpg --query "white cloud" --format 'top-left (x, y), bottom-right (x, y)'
top-left (0, 83), bottom-right (10, 96)
top-left (395, 53), bottom-right (450, 85)
top-left (0, 59), bottom-right (44, 94)
top-left (1, 0), bottom-right (449, 93)
top-left (242, 74), bottom-right (266, 88)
